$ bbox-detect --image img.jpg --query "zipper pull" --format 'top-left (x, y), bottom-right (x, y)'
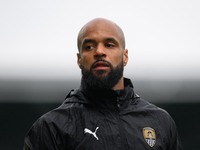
top-left (117, 97), bottom-right (120, 108)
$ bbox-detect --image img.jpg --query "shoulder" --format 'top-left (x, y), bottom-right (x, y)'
top-left (39, 101), bottom-right (85, 126)
top-left (24, 89), bottom-right (88, 148)
top-left (24, 95), bottom-right (86, 149)
top-left (29, 89), bottom-right (88, 133)
top-left (131, 98), bottom-right (182, 149)
top-left (136, 98), bottom-right (178, 133)
top-left (136, 98), bottom-right (169, 114)
top-left (135, 98), bottom-right (176, 126)
top-left (39, 88), bottom-right (89, 123)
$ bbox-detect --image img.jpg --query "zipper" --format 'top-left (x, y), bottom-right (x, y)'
top-left (115, 96), bottom-right (129, 150)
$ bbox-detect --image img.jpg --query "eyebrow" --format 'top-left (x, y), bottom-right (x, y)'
top-left (82, 39), bottom-right (96, 46)
top-left (82, 37), bottom-right (119, 46)
top-left (104, 38), bottom-right (118, 44)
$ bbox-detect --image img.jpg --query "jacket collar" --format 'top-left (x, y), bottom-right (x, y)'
top-left (77, 77), bottom-right (135, 110)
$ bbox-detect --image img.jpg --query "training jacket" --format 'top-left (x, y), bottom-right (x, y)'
top-left (24, 78), bottom-right (183, 150)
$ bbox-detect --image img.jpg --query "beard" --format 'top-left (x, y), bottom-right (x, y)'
top-left (81, 59), bottom-right (124, 90)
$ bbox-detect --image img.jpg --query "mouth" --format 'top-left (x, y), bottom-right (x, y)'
top-left (92, 61), bottom-right (110, 71)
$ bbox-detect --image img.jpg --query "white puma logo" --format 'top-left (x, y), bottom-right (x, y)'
top-left (84, 127), bottom-right (99, 140)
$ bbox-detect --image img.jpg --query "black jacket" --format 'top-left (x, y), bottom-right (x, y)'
top-left (24, 78), bottom-right (183, 150)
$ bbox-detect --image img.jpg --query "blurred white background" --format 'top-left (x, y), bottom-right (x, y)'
top-left (1, 0), bottom-right (200, 81)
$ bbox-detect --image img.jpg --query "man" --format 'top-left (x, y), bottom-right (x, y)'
top-left (24, 18), bottom-right (183, 150)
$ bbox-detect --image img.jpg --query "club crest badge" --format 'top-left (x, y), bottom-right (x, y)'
top-left (143, 127), bottom-right (156, 147)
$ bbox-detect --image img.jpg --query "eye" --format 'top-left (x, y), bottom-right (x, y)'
top-left (106, 43), bottom-right (115, 48)
top-left (85, 45), bottom-right (95, 50)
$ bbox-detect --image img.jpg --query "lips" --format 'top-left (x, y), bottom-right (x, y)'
top-left (92, 61), bottom-right (110, 71)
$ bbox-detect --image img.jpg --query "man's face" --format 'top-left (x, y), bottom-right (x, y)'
top-left (77, 20), bottom-right (128, 89)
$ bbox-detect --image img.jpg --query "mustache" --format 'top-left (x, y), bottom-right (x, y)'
top-left (90, 59), bottom-right (112, 69)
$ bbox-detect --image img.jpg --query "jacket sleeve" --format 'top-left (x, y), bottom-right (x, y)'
top-left (156, 108), bottom-right (183, 150)
top-left (23, 118), bottom-right (63, 150)
top-left (167, 118), bottom-right (183, 150)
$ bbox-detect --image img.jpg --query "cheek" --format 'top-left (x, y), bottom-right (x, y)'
top-left (81, 54), bottom-right (93, 69)
top-left (110, 53), bottom-right (123, 67)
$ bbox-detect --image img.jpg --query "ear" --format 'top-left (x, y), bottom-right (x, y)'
top-left (123, 49), bottom-right (128, 66)
top-left (77, 53), bottom-right (81, 69)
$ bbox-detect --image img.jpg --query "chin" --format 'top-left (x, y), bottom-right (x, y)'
top-left (93, 70), bottom-right (110, 78)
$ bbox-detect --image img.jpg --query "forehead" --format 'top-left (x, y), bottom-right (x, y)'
top-left (79, 21), bottom-right (122, 44)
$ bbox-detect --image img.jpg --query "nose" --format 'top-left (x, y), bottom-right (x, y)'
top-left (94, 44), bottom-right (106, 59)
